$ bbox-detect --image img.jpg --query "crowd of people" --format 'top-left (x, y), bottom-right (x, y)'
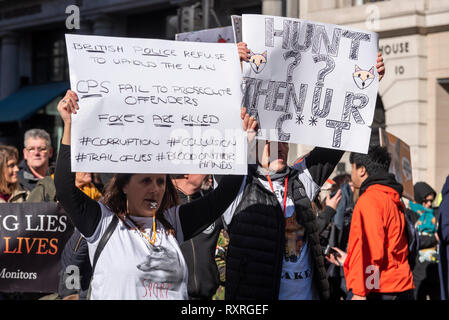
top-left (0, 42), bottom-right (449, 301)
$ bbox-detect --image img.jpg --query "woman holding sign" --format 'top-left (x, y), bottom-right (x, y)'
top-left (54, 90), bottom-right (257, 300)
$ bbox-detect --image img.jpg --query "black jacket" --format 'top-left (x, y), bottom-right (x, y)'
top-left (225, 147), bottom-right (344, 300)
top-left (58, 229), bottom-right (91, 300)
top-left (179, 189), bottom-right (223, 299)
top-left (225, 166), bottom-right (329, 300)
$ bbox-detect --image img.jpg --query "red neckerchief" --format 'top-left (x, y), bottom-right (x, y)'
top-left (265, 174), bottom-right (288, 217)
top-left (0, 193), bottom-right (11, 202)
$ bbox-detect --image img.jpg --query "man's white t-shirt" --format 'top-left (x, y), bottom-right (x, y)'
top-left (84, 202), bottom-right (188, 300)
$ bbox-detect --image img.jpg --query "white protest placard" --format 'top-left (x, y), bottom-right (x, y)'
top-left (231, 15), bottom-right (242, 43)
top-left (175, 26), bottom-right (235, 43)
top-left (241, 14), bottom-right (379, 153)
top-left (65, 34), bottom-right (246, 174)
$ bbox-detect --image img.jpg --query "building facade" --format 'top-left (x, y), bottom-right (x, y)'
top-left (262, 0), bottom-right (449, 194)
top-left (1, 0), bottom-right (447, 193)
top-left (0, 0), bottom-right (261, 152)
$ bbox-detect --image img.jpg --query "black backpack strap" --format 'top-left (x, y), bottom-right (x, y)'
top-left (92, 214), bottom-right (119, 272)
top-left (87, 214), bottom-right (119, 299)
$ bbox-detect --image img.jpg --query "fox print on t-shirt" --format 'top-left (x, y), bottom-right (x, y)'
top-left (284, 212), bottom-right (306, 263)
top-left (259, 178), bottom-right (317, 300)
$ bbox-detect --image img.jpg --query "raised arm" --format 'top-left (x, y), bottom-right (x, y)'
top-left (293, 147), bottom-right (345, 190)
top-left (54, 90), bottom-right (102, 237)
top-left (237, 42), bottom-right (250, 72)
top-left (179, 174), bottom-right (246, 241)
top-left (178, 107), bottom-right (256, 240)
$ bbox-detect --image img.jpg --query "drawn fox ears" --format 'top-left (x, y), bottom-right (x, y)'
top-left (354, 65), bottom-right (376, 75)
top-left (249, 50), bottom-right (268, 58)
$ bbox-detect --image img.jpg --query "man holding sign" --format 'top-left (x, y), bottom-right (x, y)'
top-left (218, 15), bottom-right (385, 300)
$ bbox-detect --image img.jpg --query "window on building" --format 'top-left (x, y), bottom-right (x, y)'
top-left (127, 7), bottom-right (178, 39)
top-left (439, 78), bottom-right (449, 93)
top-left (32, 30), bottom-right (69, 84)
top-left (28, 30), bottom-right (68, 163)
top-left (216, 0), bottom-right (261, 26)
top-left (353, 0), bottom-right (388, 5)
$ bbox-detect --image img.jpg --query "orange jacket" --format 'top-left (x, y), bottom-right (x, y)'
top-left (343, 184), bottom-right (414, 296)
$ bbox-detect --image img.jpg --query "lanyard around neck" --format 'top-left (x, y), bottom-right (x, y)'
top-left (265, 174), bottom-right (289, 217)
top-left (125, 214), bottom-right (158, 249)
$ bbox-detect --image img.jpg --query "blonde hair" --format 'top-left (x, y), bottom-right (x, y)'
top-left (0, 145), bottom-right (19, 195)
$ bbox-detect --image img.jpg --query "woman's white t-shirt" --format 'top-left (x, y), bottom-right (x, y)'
top-left (84, 202), bottom-right (188, 300)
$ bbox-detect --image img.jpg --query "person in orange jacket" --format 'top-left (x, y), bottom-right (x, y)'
top-left (327, 145), bottom-right (414, 300)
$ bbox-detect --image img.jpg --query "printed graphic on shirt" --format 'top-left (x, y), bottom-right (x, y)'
top-left (284, 212), bottom-right (306, 263)
top-left (259, 179), bottom-right (307, 261)
top-left (281, 268), bottom-right (312, 280)
top-left (137, 244), bottom-right (184, 284)
top-left (259, 177), bottom-right (315, 299)
top-left (136, 230), bottom-right (185, 297)
top-left (87, 204), bottom-right (188, 300)
top-left (202, 222), bottom-right (215, 235)
top-left (279, 239), bottom-right (315, 300)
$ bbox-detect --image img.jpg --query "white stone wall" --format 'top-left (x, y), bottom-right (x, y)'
top-left (378, 34), bottom-right (428, 184)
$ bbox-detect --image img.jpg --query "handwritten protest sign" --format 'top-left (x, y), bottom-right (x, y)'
top-left (65, 34), bottom-right (246, 174)
top-left (379, 128), bottom-right (414, 200)
top-left (176, 26), bottom-right (235, 43)
top-left (241, 14), bottom-right (379, 153)
top-left (231, 15), bottom-right (242, 43)
top-left (0, 203), bottom-right (73, 292)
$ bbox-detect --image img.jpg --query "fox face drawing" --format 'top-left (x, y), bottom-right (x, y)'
top-left (353, 65), bottom-right (375, 89)
top-left (248, 50), bottom-right (267, 74)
